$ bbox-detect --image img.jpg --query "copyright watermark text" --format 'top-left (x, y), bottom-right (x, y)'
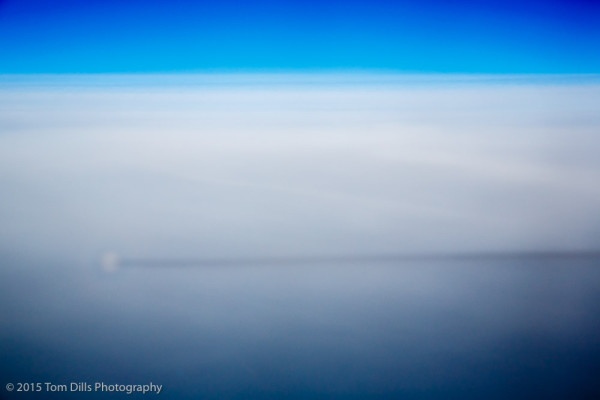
top-left (5, 382), bottom-right (162, 395)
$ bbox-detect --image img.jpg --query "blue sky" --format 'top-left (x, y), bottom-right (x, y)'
top-left (1, 0), bottom-right (599, 73)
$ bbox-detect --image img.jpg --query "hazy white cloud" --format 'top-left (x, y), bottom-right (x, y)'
top-left (1, 75), bottom-right (599, 259)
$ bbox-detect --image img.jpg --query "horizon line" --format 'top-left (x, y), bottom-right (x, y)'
top-left (3, 72), bottom-right (600, 89)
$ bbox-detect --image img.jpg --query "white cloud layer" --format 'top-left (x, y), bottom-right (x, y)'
top-left (1, 75), bottom-right (599, 260)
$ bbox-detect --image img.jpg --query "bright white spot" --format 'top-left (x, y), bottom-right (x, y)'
top-left (101, 252), bottom-right (120, 273)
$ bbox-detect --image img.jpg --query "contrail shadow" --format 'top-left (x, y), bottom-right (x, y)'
top-left (101, 250), bottom-right (600, 272)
